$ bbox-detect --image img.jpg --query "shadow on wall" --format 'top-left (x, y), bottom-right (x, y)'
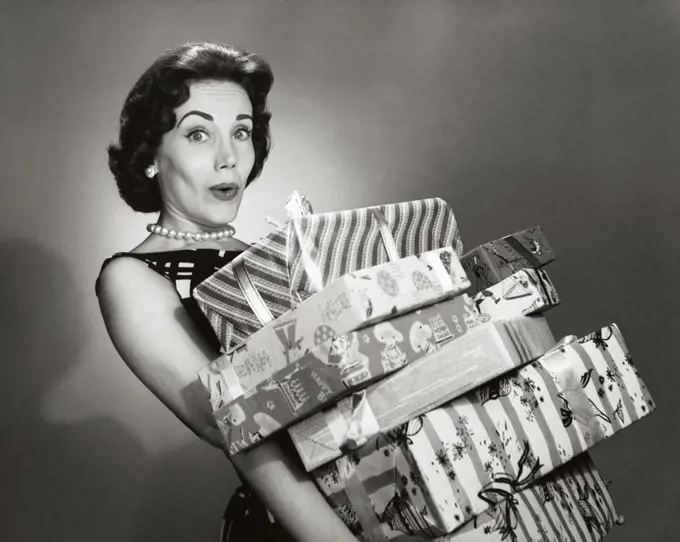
top-left (0, 238), bottom-right (231, 542)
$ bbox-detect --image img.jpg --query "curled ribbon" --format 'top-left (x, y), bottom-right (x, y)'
top-left (542, 335), bottom-right (579, 357)
top-left (337, 455), bottom-right (389, 542)
top-left (477, 441), bottom-right (543, 540)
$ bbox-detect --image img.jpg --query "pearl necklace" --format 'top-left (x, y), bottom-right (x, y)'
top-left (146, 223), bottom-right (235, 242)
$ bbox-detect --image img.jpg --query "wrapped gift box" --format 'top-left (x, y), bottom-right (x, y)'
top-left (214, 293), bottom-right (488, 456)
top-left (474, 268), bottom-right (559, 322)
top-left (461, 226), bottom-right (555, 296)
top-left (193, 197), bottom-right (464, 351)
top-left (439, 453), bottom-right (620, 542)
top-left (219, 247), bottom-right (470, 393)
top-left (200, 291), bottom-right (479, 412)
top-left (289, 315), bottom-right (556, 471)
top-left (313, 323), bottom-right (654, 539)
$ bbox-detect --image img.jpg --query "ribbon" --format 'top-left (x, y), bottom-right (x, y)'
top-left (542, 335), bottom-right (579, 357)
top-left (541, 334), bottom-right (608, 442)
top-left (477, 441), bottom-right (543, 540)
top-left (233, 260), bottom-right (275, 326)
top-left (285, 190), bottom-right (314, 218)
top-left (203, 356), bottom-right (245, 409)
top-left (337, 455), bottom-right (389, 542)
top-left (370, 207), bottom-right (400, 262)
top-left (339, 390), bottom-right (381, 453)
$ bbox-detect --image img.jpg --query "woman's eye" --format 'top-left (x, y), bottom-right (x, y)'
top-left (233, 127), bottom-right (252, 141)
top-left (187, 129), bottom-right (209, 142)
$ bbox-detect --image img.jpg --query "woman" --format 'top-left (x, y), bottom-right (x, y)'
top-left (96, 42), bottom-right (359, 542)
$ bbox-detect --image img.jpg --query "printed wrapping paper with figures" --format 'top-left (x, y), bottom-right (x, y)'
top-left (193, 197), bottom-right (465, 352)
top-left (212, 293), bottom-right (481, 456)
top-left (312, 323), bottom-right (655, 540)
top-left (197, 247), bottom-right (472, 412)
top-left (223, 247), bottom-right (470, 393)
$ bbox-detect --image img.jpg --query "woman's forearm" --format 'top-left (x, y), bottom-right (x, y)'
top-left (230, 438), bottom-right (359, 542)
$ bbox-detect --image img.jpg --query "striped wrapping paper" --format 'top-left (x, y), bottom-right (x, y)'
top-left (313, 323), bottom-right (654, 540)
top-left (193, 198), bottom-right (463, 351)
top-left (439, 453), bottom-right (621, 542)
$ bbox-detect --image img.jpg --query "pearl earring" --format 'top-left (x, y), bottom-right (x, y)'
top-left (145, 165), bottom-right (158, 178)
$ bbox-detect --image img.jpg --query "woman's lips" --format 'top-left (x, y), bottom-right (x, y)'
top-left (209, 183), bottom-right (240, 201)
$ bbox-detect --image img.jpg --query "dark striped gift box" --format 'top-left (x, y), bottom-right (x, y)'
top-left (193, 198), bottom-right (463, 351)
top-left (461, 226), bottom-right (556, 297)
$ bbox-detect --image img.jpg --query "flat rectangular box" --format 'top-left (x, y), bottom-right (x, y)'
top-left (199, 290), bottom-right (478, 412)
top-left (461, 226), bottom-right (555, 296)
top-left (474, 267), bottom-right (559, 321)
top-left (289, 315), bottom-right (556, 471)
top-left (213, 293), bottom-right (483, 456)
top-left (224, 247), bottom-right (469, 393)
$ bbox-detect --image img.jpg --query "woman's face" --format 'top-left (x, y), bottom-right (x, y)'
top-left (153, 80), bottom-right (255, 230)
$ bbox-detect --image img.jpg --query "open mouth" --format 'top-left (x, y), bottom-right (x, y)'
top-left (210, 183), bottom-right (240, 201)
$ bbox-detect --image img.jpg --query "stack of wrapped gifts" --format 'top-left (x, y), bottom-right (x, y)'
top-left (193, 194), bottom-right (656, 541)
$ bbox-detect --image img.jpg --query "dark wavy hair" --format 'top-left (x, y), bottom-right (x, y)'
top-left (107, 42), bottom-right (274, 213)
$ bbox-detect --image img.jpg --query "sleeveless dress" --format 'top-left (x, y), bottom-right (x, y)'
top-left (96, 249), bottom-right (295, 542)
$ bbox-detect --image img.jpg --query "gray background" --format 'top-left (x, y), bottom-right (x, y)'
top-left (1, 0), bottom-right (677, 541)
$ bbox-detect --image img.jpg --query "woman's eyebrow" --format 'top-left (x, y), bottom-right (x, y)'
top-left (176, 110), bottom-right (214, 127)
top-left (176, 111), bottom-right (253, 127)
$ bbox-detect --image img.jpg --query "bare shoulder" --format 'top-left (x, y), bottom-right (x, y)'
top-left (97, 254), bottom-right (222, 444)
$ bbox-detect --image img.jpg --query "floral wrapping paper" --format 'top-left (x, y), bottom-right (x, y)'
top-left (438, 452), bottom-right (620, 542)
top-left (474, 268), bottom-right (559, 322)
top-left (291, 316), bottom-right (556, 471)
top-left (193, 198), bottom-right (464, 351)
top-left (313, 323), bottom-right (654, 540)
top-left (218, 247), bottom-right (469, 394)
top-left (461, 226), bottom-right (555, 297)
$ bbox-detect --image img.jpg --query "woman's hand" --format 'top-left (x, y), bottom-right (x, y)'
top-left (231, 437), bottom-right (361, 542)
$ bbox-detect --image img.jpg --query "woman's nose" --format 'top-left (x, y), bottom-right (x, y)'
top-left (217, 140), bottom-right (236, 169)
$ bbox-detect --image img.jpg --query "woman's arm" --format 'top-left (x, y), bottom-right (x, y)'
top-left (97, 257), bottom-right (359, 542)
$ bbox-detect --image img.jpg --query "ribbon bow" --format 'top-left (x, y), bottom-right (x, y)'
top-left (477, 442), bottom-right (543, 540)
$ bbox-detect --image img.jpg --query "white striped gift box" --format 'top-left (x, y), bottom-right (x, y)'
top-left (313, 323), bottom-right (654, 540)
top-left (439, 452), bottom-right (621, 542)
top-left (193, 198), bottom-right (463, 351)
